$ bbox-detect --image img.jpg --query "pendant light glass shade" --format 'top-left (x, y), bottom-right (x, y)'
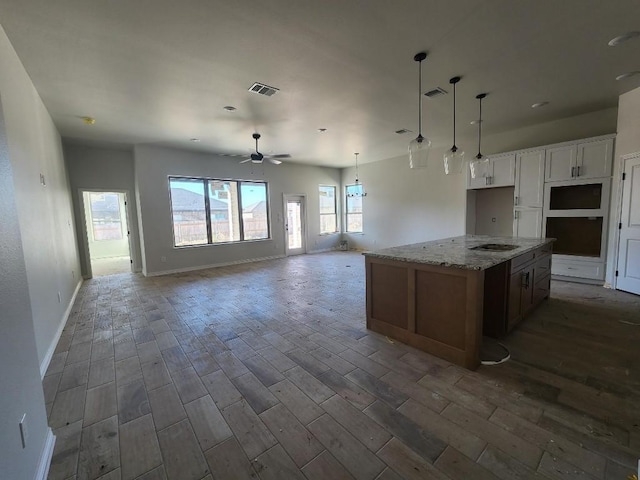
top-left (469, 93), bottom-right (489, 179)
top-left (409, 52), bottom-right (431, 169)
top-left (444, 76), bottom-right (464, 175)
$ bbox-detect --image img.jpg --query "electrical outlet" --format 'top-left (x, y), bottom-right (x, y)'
top-left (19, 414), bottom-right (27, 448)
top-left (39, 174), bottom-right (46, 186)
top-left (492, 217), bottom-right (497, 223)
top-left (57, 292), bottom-right (61, 303)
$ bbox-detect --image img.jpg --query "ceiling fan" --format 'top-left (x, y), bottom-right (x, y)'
top-left (239, 133), bottom-right (289, 165)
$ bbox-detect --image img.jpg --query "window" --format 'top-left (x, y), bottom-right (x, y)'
top-left (345, 184), bottom-right (363, 233)
top-left (169, 177), bottom-right (269, 247)
top-left (319, 185), bottom-right (338, 234)
top-left (89, 192), bottom-right (123, 241)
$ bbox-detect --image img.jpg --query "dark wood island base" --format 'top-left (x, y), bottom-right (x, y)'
top-left (365, 237), bottom-right (553, 370)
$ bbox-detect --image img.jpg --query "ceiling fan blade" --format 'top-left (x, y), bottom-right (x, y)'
top-left (239, 158), bottom-right (252, 164)
top-left (267, 157), bottom-right (282, 165)
top-left (270, 154), bottom-right (291, 159)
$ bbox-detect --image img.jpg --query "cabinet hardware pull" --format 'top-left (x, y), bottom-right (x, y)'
top-left (515, 196), bottom-right (518, 205)
top-left (576, 165), bottom-right (581, 176)
top-left (571, 166), bottom-right (575, 177)
top-left (485, 177), bottom-right (489, 186)
top-left (521, 271), bottom-right (530, 288)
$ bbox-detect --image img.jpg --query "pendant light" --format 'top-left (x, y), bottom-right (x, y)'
top-left (408, 52), bottom-right (431, 169)
top-left (347, 153), bottom-right (367, 197)
top-left (469, 93), bottom-right (490, 179)
top-left (443, 76), bottom-right (465, 175)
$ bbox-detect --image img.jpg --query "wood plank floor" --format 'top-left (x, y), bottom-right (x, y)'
top-left (44, 252), bottom-right (640, 480)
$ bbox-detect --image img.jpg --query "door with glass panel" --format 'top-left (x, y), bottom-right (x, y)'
top-left (284, 195), bottom-right (306, 256)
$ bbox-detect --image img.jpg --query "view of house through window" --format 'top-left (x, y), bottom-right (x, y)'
top-left (89, 192), bottom-right (124, 240)
top-left (345, 184), bottom-right (363, 233)
top-left (170, 177), bottom-right (269, 247)
top-left (319, 185), bottom-right (338, 234)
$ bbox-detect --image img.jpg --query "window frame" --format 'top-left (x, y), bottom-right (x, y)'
top-left (169, 176), bottom-right (271, 248)
top-left (345, 184), bottom-right (363, 233)
top-left (318, 184), bottom-right (339, 235)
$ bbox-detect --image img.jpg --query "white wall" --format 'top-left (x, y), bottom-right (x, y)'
top-left (66, 143), bottom-right (143, 274)
top-left (134, 144), bottom-right (342, 275)
top-left (341, 146), bottom-right (467, 251)
top-left (606, 86), bottom-right (640, 285)
top-left (0, 26), bottom-right (81, 374)
top-left (344, 108), bottom-right (617, 251)
top-left (0, 26), bottom-right (65, 480)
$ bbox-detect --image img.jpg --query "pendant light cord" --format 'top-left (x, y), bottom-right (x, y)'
top-left (452, 81), bottom-right (457, 149)
top-left (418, 60), bottom-right (423, 139)
top-left (355, 153), bottom-right (359, 183)
top-left (478, 96), bottom-right (482, 157)
top-left (476, 93), bottom-right (486, 159)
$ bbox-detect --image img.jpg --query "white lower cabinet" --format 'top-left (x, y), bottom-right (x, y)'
top-left (513, 208), bottom-right (542, 238)
top-left (551, 258), bottom-right (605, 281)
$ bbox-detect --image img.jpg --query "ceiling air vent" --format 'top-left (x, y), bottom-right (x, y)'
top-left (395, 129), bottom-right (412, 134)
top-left (248, 82), bottom-right (279, 97)
top-left (424, 87), bottom-right (448, 98)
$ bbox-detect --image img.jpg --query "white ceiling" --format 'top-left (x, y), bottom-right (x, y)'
top-left (1, 0), bottom-right (639, 167)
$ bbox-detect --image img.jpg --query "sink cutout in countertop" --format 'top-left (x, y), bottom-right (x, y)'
top-left (470, 243), bottom-right (519, 252)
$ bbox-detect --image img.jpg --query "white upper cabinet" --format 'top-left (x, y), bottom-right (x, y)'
top-left (515, 150), bottom-right (545, 207)
top-left (577, 138), bottom-right (613, 179)
top-left (545, 145), bottom-right (576, 182)
top-left (466, 153), bottom-right (515, 189)
top-left (545, 137), bottom-right (613, 182)
top-left (491, 153), bottom-right (516, 187)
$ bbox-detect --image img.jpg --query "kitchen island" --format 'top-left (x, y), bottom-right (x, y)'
top-left (364, 235), bottom-right (554, 369)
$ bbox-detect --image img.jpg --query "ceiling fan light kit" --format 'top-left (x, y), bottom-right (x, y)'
top-left (409, 52), bottom-right (432, 169)
top-left (444, 76), bottom-right (465, 175)
top-left (239, 133), bottom-right (284, 165)
top-left (469, 93), bottom-right (490, 179)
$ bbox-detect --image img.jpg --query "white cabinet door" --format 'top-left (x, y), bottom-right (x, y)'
top-left (467, 162), bottom-right (489, 189)
top-left (576, 138), bottom-right (613, 179)
top-left (513, 208), bottom-right (542, 238)
top-left (515, 150), bottom-right (545, 207)
top-left (545, 145), bottom-right (576, 182)
top-left (616, 155), bottom-right (640, 295)
top-left (489, 153), bottom-right (515, 187)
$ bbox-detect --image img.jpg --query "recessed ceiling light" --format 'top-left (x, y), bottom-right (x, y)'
top-left (223, 106), bottom-right (237, 111)
top-left (531, 102), bottom-right (549, 108)
top-left (317, 128), bottom-right (327, 133)
top-left (190, 138), bottom-right (201, 142)
top-left (470, 119), bottom-right (483, 125)
top-left (608, 31), bottom-right (640, 46)
top-left (82, 116), bottom-right (95, 125)
top-left (616, 71), bottom-right (640, 81)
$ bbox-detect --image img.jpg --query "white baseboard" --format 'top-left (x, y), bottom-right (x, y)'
top-left (35, 428), bottom-right (55, 480)
top-left (40, 279), bottom-right (82, 378)
top-left (145, 254), bottom-right (287, 277)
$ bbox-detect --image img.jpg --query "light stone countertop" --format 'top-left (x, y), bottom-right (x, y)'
top-left (363, 235), bottom-right (554, 271)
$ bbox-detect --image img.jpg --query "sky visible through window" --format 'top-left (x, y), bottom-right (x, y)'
top-left (177, 179), bottom-right (265, 204)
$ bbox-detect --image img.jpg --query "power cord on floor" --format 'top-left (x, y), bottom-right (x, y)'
top-left (481, 342), bottom-right (511, 366)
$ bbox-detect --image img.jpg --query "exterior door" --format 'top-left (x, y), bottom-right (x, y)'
top-left (616, 155), bottom-right (640, 295)
top-left (284, 195), bottom-right (306, 256)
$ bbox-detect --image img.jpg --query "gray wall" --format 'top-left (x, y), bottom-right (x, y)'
top-left (65, 143), bottom-right (142, 274)
top-left (0, 25), bottom-right (81, 373)
top-left (473, 187), bottom-right (515, 236)
top-left (135, 144), bottom-right (342, 275)
top-left (343, 107), bottom-right (617, 251)
top-left (0, 33), bottom-right (55, 480)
